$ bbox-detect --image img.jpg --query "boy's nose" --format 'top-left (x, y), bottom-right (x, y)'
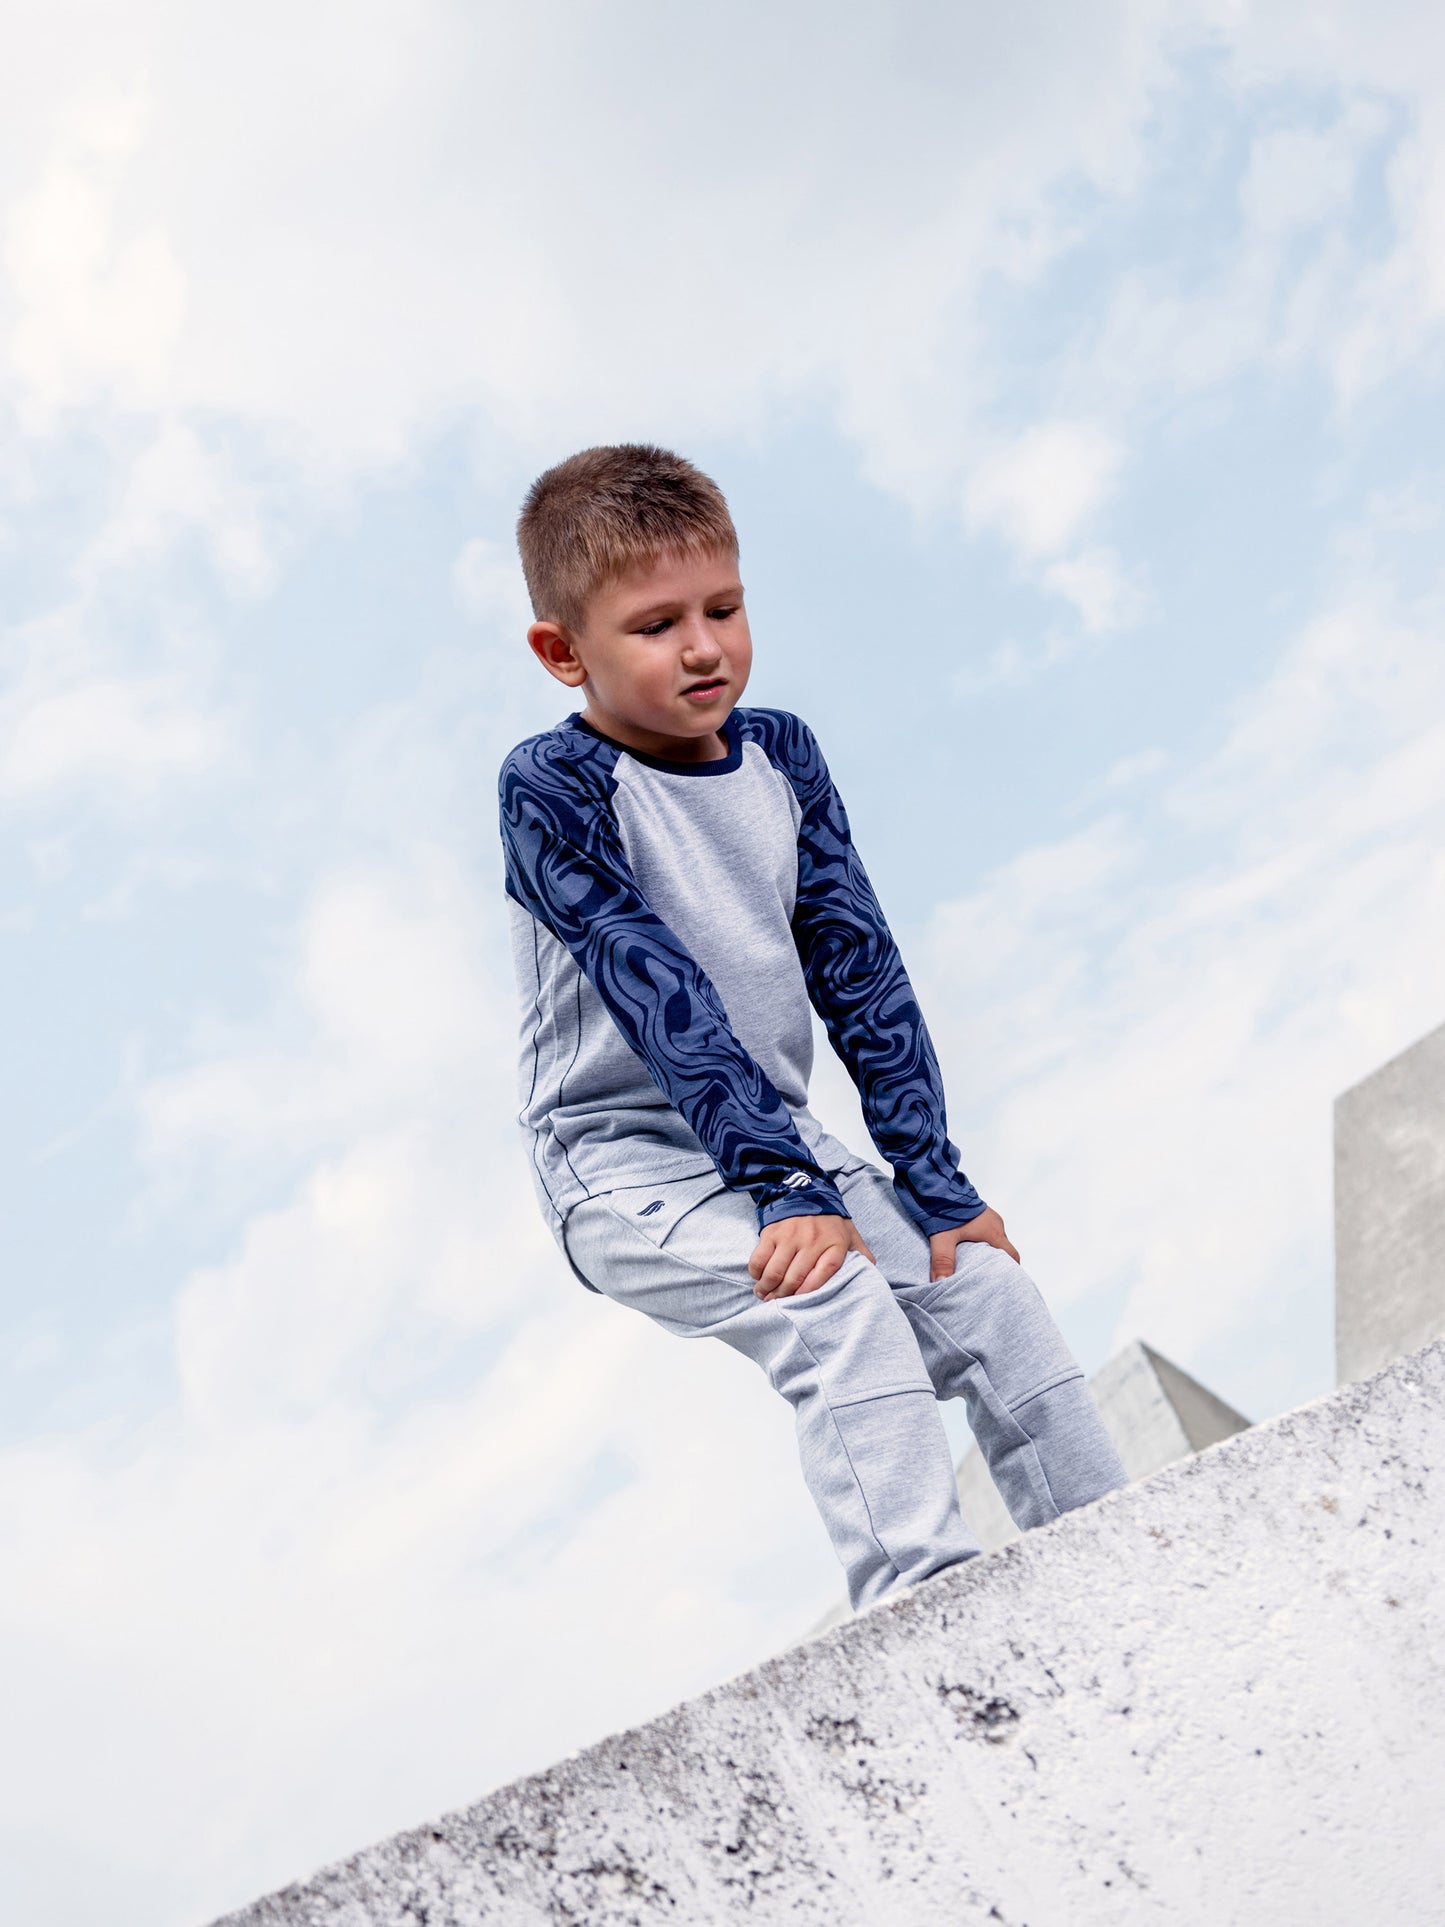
top-left (679, 621), bottom-right (722, 665)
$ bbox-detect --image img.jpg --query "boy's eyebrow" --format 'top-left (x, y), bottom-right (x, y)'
top-left (619, 581), bottom-right (745, 623)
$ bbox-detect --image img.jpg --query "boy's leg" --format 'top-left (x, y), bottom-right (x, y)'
top-left (563, 1177), bottom-right (982, 1610)
top-left (835, 1161), bottom-right (1129, 1531)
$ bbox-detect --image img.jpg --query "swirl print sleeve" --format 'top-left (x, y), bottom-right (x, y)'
top-left (499, 738), bottom-right (848, 1229)
top-left (752, 712), bottom-right (987, 1235)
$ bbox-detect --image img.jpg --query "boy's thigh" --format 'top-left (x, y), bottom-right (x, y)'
top-left (834, 1156), bottom-right (1081, 1403)
top-left (563, 1174), bottom-right (762, 1335)
top-left (563, 1170), bottom-right (933, 1402)
top-left (911, 1238), bottom-right (1082, 1406)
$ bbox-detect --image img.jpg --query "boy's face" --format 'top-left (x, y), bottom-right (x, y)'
top-left (527, 546), bottom-right (752, 761)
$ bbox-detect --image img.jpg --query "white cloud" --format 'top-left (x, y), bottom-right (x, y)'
top-left (139, 851), bottom-right (505, 1169)
top-left (0, 654), bottom-right (228, 803)
top-left (0, 2), bottom-right (1180, 501)
top-left (915, 563), bottom-right (1445, 1408)
top-left (1100, 746), bottom-right (1169, 792)
top-left (963, 422), bottom-right (1123, 557)
top-left (81, 418), bottom-right (274, 592)
top-left (1042, 546), bottom-right (1148, 633)
top-left (3, 83), bottom-right (186, 425)
top-left (1080, 33), bottom-right (1444, 409)
top-left (0, 2), bottom-right (1440, 536)
top-left (1, 828), bottom-right (845, 1922)
top-left (451, 534), bottom-right (533, 632)
top-left (958, 633), bottom-right (1082, 694)
top-left (0, 591), bottom-right (233, 808)
top-left (1238, 105), bottom-right (1388, 239)
top-left (5, 9), bottom-right (1445, 1922)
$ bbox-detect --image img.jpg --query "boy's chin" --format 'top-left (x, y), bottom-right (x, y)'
top-left (648, 704), bottom-right (730, 737)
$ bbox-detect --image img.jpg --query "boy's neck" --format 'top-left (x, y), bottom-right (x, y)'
top-left (578, 701), bottom-right (730, 764)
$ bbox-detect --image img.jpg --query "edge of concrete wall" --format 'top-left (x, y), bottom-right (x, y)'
top-left (213, 1337), bottom-right (1445, 1927)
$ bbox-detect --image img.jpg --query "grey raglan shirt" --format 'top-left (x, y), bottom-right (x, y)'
top-left (499, 706), bottom-right (986, 1268)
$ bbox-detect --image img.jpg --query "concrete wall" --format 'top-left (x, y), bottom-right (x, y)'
top-left (213, 1336), bottom-right (1445, 1927)
top-left (1336, 1018), bottom-right (1445, 1385)
top-left (956, 1337), bottom-right (1251, 1555)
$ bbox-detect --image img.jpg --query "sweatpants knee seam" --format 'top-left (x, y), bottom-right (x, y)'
top-left (1025, 1438), bottom-right (1061, 1514)
top-left (831, 1379), bottom-right (934, 1410)
top-left (1007, 1366), bottom-right (1085, 1413)
top-left (821, 1402), bottom-right (905, 1599)
top-left (1001, 1392), bottom-right (1067, 1516)
top-left (789, 1323), bottom-right (905, 1596)
top-left (907, 1303), bottom-right (1064, 1522)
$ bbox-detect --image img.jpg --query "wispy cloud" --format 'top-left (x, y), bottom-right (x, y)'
top-left (0, 605), bottom-right (232, 805)
top-left (1042, 548), bottom-right (1148, 634)
top-left (916, 554), bottom-right (1445, 1412)
top-left (3, 7), bottom-right (1445, 1923)
top-left (963, 422), bottom-right (1123, 557)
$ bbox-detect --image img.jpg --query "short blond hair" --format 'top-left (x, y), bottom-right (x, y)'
top-left (517, 444), bottom-right (738, 629)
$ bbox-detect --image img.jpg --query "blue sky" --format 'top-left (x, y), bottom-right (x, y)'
top-left (4, 4), bottom-right (1445, 1921)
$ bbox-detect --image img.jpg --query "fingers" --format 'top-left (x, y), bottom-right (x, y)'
top-left (848, 1227), bottom-right (876, 1263)
top-left (756, 1240), bottom-right (795, 1294)
top-left (792, 1242), bottom-right (847, 1297)
top-left (781, 1240), bottom-right (822, 1294)
top-left (977, 1232), bottom-right (1021, 1264)
top-left (982, 1214), bottom-right (1021, 1263)
top-left (752, 1230), bottom-right (851, 1299)
top-left (752, 1228), bottom-right (807, 1296)
top-left (932, 1213), bottom-right (1023, 1276)
top-left (759, 1241), bottom-right (840, 1299)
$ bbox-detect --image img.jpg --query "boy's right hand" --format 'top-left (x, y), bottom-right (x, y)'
top-left (749, 1214), bottom-right (875, 1300)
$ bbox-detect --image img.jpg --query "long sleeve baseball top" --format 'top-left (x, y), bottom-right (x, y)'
top-left (499, 705), bottom-right (985, 1253)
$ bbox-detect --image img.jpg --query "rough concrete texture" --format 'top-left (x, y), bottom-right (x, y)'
top-left (213, 1337), bottom-right (1445, 1927)
top-left (956, 1338), bottom-right (1252, 1555)
top-left (1336, 1017), bottom-right (1445, 1385)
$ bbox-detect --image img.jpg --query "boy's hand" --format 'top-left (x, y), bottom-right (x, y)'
top-left (929, 1207), bottom-right (1019, 1281)
top-left (749, 1214), bottom-right (875, 1300)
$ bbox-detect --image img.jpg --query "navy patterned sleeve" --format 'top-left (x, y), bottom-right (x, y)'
top-left (745, 710), bottom-right (988, 1236)
top-left (499, 734), bottom-right (849, 1229)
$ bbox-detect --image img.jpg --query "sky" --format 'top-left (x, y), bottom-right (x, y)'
top-left (3, 2), bottom-right (1445, 1921)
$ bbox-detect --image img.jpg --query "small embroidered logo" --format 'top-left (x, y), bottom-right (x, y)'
top-left (637, 1200), bottom-right (665, 1217)
top-left (782, 1172), bottom-right (812, 1190)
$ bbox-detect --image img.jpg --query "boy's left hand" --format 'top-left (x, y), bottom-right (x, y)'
top-left (929, 1207), bottom-right (1019, 1281)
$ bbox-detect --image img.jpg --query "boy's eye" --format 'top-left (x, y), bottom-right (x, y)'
top-left (637, 617), bottom-right (673, 636)
top-left (707, 605), bottom-right (738, 621)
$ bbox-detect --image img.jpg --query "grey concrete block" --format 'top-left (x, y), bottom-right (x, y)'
top-left (1335, 1018), bottom-right (1445, 1385)
top-left (955, 1337), bottom-right (1251, 1554)
top-left (210, 1337), bottom-right (1445, 1927)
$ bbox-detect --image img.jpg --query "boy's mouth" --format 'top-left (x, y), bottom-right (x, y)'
top-left (681, 678), bottom-right (727, 703)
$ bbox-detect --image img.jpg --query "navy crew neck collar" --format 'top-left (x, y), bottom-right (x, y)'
top-left (569, 712), bottom-right (743, 776)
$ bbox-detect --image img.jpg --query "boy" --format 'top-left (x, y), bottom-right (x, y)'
top-left (499, 444), bottom-right (1127, 1611)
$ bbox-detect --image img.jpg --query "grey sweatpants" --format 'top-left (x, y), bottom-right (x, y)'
top-left (564, 1154), bottom-right (1129, 1610)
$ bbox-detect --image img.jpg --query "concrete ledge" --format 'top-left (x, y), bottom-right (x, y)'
top-left (214, 1339), bottom-right (1445, 1926)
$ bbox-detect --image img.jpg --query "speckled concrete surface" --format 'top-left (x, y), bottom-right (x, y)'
top-left (212, 1337), bottom-right (1445, 1927)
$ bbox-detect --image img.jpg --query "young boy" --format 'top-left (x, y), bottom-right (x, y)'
top-left (499, 443), bottom-right (1128, 1612)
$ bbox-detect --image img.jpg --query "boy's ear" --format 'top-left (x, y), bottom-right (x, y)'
top-left (527, 620), bottom-right (589, 688)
